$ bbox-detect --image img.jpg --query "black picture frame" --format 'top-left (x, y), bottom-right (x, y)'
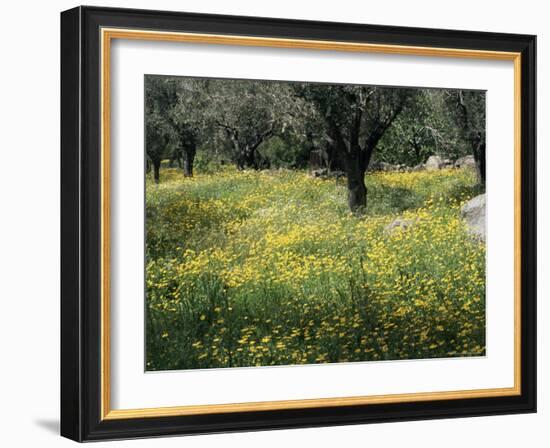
top-left (61, 5), bottom-right (536, 442)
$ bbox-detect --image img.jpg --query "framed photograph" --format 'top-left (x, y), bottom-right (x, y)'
top-left (60, 6), bottom-right (536, 442)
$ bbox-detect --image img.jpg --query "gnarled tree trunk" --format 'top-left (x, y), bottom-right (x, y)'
top-left (183, 144), bottom-right (196, 177)
top-left (343, 144), bottom-right (371, 213)
top-left (346, 164), bottom-right (367, 212)
top-left (153, 159), bottom-right (161, 184)
top-left (472, 134), bottom-right (486, 186)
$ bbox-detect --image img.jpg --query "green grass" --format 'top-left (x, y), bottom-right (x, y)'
top-left (146, 167), bottom-right (485, 371)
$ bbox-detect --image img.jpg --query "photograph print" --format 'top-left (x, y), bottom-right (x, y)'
top-left (145, 75), bottom-right (486, 372)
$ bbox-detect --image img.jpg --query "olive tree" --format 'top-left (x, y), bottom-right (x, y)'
top-left (170, 79), bottom-right (211, 177)
top-left (297, 84), bottom-right (415, 212)
top-left (204, 79), bottom-right (300, 169)
top-left (145, 77), bottom-right (176, 183)
top-left (448, 90), bottom-right (486, 185)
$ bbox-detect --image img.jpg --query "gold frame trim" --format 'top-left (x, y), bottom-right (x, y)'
top-left (100, 28), bottom-right (522, 420)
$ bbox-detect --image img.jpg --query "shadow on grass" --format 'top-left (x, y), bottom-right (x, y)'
top-left (367, 185), bottom-right (420, 215)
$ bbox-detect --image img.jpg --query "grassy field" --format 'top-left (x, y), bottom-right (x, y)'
top-left (145, 167), bottom-right (486, 371)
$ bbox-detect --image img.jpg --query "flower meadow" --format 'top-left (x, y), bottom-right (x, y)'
top-left (146, 167), bottom-right (486, 371)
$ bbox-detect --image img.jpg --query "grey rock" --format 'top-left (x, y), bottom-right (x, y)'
top-left (384, 217), bottom-right (415, 234)
top-left (380, 162), bottom-right (398, 171)
top-left (311, 168), bottom-right (329, 178)
top-left (369, 161), bottom-right (412, 172)
top-left (455, 155), bottom-right (478, 171)
top-left (329, 170), bottom-right (346, 179)
top-left (367, 161), bottom-right (382, 172)
top-left (311, 168), bottom-right (346, 179)
top-left (461, 194), bottom-right (486, 241)
top-left (425, 155), bottom-right (444, 171)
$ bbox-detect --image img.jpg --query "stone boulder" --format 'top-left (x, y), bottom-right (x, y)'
top-left (384, 217), bottom-right (415, 235)
top-left (329, 170), bottom-right (346, 179)
top-left (380, 162), bottom-right (398, 172)
top-left (461, 194), bottom-right (486, 241)
top-left (311, 168), bottom-right (346, 179)
top-left (367, 161), bottom-right (383, 172)
top-left (425, 155), bottom-right (444, 171)
top-left (311, 168), bottom-right (329, 178)
top-left (455, 155), bottom-right (478, 171)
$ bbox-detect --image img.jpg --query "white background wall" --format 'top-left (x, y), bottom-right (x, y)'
top-left (0, 0), bottom-right (546, 446)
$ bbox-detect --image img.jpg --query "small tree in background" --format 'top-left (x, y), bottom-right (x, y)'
top-left (170, 78), bottom-right (218, 177)
top-left (204, 80), bottom-right (301, 170)
top-left (145, 77), bottom-right (176, 183)
top-left (448, 90), bottom-right (486, 185)
top-left (376, 91), bottom-right (438, 166)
